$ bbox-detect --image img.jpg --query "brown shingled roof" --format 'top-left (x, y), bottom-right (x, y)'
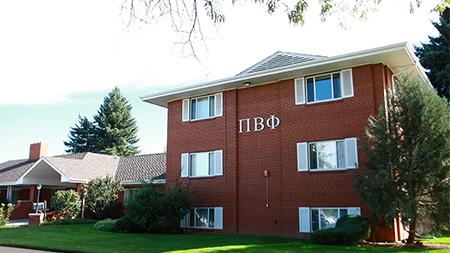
top-left (0, 152), bottom-right (166, 184)
top-left (115, 153), bottom-right (166, 182)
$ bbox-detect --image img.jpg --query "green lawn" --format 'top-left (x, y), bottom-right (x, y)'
top-left (423, 237), bottom-right (450, 245)
top-left (0, 224), bottom-right (447, 253)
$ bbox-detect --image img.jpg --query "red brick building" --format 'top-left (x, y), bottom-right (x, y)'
top-left (142, 43), bottom-right (430, 241)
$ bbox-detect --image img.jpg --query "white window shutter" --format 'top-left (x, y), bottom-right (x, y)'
top-left (181, 153), bottom-right (189, 177)
top-left (345, 138), bottom-right (358, 169)
top-left (214, 207), bottom-right (223, 229)
top-left (214, 150), bottom-right (223, 176)
top-left (347, 207), bottom-right (361, 216)
top-left (297, 142), bottom-right (308, 171)
top-left (214, 93), bottom-right (223, 117)
top-left (295, 78), bottom-right (306, 105)
top-left (182, 99), bottom-right (190, 122)
top-left (341, 69), bottom-right (354, 98)
top-left (299, 207), bottom-right (311, 233)
top-left (180, 213), bottom-right (189, 228)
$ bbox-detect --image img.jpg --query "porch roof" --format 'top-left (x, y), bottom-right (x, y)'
top-left (0, 152), bottom-right (166, 186)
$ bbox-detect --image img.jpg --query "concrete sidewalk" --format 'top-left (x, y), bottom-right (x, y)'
top-left (0, 246), bottom-right (57, 253)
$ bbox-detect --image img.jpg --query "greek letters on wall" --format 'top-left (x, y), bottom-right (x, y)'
top-left (238, 115), bottom-right (280, 133)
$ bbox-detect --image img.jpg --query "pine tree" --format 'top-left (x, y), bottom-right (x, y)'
top-left (64, 115), bottom-right (96, 153)
top-left (415, 7), bottom-right (450, 101)
top-left (356, 75), bottom-right (450, 244)
top-left (93, 87), bottom-right (140, 156)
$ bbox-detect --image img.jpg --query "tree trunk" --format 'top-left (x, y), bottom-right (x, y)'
top-left (407, 222), bottom-right (416, 244)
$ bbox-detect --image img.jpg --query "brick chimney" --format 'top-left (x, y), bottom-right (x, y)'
top-left (29, 143), bottom-right (48, 160)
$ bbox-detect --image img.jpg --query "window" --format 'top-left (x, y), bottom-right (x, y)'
top-left (191, 95), bottom-right (215, 120)
top-left (306, 73), bottom-right (341, 103)
top-left (311, 208), bottom-right (352, 231)
top-left (182, 93), bottom-right (223, 122)
top-left (181, 150), bottom-right (223, 178)
top-left (309, 140), bottom-right (345, 170)
top-left (297, 138), bottom-right (358, 172)
top-left (181, 207), bottom-right (223, 229)
top-left (124, 189), bottom-right (138, 204)
top-left (190, 152), bottom-right (215, 177)
top-left (295, 69), bottom-right (353, 105)
top-left (299, 206), bottom-right (360, 233)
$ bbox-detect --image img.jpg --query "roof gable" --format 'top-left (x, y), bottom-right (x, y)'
top-left (236, 51), bottom-right (325, 76)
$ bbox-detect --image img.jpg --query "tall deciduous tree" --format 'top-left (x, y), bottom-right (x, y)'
top-left (93, 87), bottom-right (140, 156)
top-left (415, 7), bottom-right (450, 101)
top-left (356, 75), bottom-right (450, 244)
top-left (64, 115), bottom-right (96, 153)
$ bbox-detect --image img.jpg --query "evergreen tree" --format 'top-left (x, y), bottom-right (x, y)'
top-left (93, 87), bottom-right (139, 156)
top-left (356, 75), bottom-right (450, 244)
top-left (415, 7), bottom-right (450, 101)
top-left (64, 115), bottom-right (96, 153)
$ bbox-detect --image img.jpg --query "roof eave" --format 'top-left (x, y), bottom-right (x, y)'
top-left (141, 42), bottom-right (430, 107)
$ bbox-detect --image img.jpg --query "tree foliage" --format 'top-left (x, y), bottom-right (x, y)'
top-left (116, 184), bottom-right (190, 233)
top-left (93, 87), bottom-right (140, 156)
top-left (415, 7), bottom-right (450, 101)
top-left (64, 115), bottom-right (96, 154)
top-left (356, 75), bottom-right (450, 243)
top-left (51, 190), bottom-right (82, 220)
top-left (122, 0), bottom-right (450, 57)
top-left (86, 176), bottom-right (123, 219)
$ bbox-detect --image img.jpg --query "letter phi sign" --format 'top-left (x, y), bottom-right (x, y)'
top-left (239, 115), bottom-right (280, 133)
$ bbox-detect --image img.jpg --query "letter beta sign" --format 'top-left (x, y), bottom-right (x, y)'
top-left (239, 115), bottom-right (280, 133)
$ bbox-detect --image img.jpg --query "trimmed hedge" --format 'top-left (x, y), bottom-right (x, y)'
top-left (311, 215), bottom-right (370, 245)
top-left (93, 219), bottom-right (117, 232)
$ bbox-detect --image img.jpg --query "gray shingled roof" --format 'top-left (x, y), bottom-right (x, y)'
top-left (115, 153), bottom-right (166, 182)
top-left (0, 159), bottom-right (35, 183)
top-left (0, 152), bottom-right (166, 184)
top-left (237, 51), bottom-right (326, 76)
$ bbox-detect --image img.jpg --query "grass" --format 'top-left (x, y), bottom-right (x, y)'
top-left (0, 224), bottom-right (447, 253)
top-left (423, 237), bottom-right (450, 245)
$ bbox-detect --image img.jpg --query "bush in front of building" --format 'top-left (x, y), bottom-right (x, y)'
top-left (43, 218), bottom-right (97, 226)
top-left (85, 176), bottom-right (123, 219)
top-left (115, 184), bottom-right (190, 233)
top-left (0, 203), bottom-right (14, 226)
top-left (93, 218), bottom-right (117, 232)
top-left (51, 189), bottom-right (81, 220)
top-left (311, 215), bottom-right (370, 245)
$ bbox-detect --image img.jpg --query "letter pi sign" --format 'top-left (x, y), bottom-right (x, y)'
top-left (239, 115), bottom-right (280, 133)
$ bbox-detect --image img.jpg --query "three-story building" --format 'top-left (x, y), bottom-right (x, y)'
top-left (142, 42), bottom-right (429, 241)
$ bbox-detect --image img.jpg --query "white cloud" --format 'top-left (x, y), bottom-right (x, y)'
top-left (0, 0), bottom-right (440, 105)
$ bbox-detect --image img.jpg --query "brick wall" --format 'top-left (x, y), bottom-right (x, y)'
top-left (166, 63), bottom-right (392, 237)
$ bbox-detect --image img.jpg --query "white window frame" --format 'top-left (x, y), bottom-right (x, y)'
top-left (306, 71), bottom-right (342, 104)
top-left (189, 151), bottom-right (215, 178)
top-left (187, 207), bottom-right (216, 229)
top-left (310, 207), bottom-right (360, 231)
top-left (190, 94), bottom-right (216, 121)
top-left (308, 139), bottom-right (346, 172)
top-left (186, 150), bottom-right (223, 178)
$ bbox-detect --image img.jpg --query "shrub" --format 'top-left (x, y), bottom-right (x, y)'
top-left (93, 219), bottom-right (117, 232)
top-left (311, 215), bottom-right (370, 245)
top-left (0, 203), bottom-right (14, 226)
top-left (116, 184), bottom-right (190, 233)
top-left (86, 176), bottom-right (123, 219)
top-left (51, 190), bottom-right (81, 220)
top-left (43, 218), bottom-right (97, 226)
top-left (114, 215), bottom-right (145, 233)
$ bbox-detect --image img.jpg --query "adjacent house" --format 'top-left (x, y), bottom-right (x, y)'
top-left (0, 143), bottom-right (165, 219)
top-left (141, 42), bottom-right (430, 241)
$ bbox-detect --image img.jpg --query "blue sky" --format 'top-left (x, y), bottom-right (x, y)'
top-left (0, 87), bottom-right (168, 161)
top-left (0, 0), bottom-right (441, 162)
